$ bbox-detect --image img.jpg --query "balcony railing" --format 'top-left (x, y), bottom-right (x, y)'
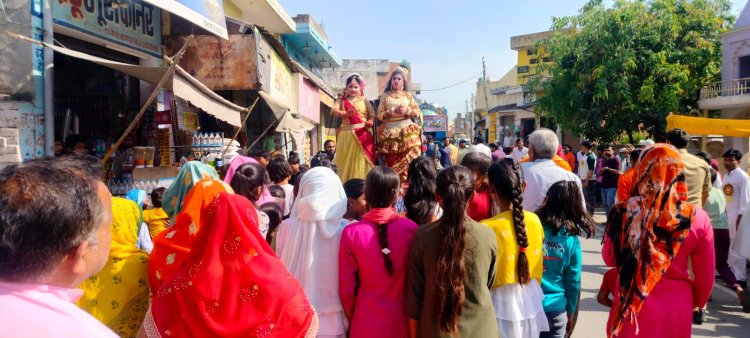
top-left (700, 78), bottom-right (750, 100)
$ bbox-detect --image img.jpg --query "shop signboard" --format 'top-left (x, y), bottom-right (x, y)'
top-left (174, 35), bottom-right (257, 90)
top-left (143, 0), bottom-right (228, 39)
top-left (423, 115), bottom-right (447, 133)
top-left (270, 50), bottom-right (293, 111)
top-left (53, 0), bottom-right (162, 57)
top-left (298, 77), bottom-right (320, 123)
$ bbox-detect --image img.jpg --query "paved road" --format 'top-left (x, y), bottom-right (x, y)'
top-left (573, 211), bottom-right (750, 337)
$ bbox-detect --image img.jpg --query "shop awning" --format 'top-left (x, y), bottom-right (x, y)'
top-left (45, 42), bottom-right (246, 127)
top-left (276, 110), bottom-right (315, 133)
top-left (666, 114), bottom-right (750, 138)
top-left (258, 90), bottom-right (290, 119)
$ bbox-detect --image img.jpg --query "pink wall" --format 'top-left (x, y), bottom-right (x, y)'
top-left (298, 78), bottom-right (320, 123)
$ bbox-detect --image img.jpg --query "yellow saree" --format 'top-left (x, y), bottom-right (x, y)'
top-left (78, 197), bottom-right (150, 338)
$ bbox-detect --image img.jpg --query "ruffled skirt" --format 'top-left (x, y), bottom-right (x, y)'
top-left (491, 279), bottom-right (549, 338)
top-left (377, 119), bottom-right (422, 182)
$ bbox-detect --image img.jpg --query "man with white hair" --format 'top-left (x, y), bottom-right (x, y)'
top-left (520, 128), bottom-right (585, 212)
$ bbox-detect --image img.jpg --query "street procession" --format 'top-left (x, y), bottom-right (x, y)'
top-left (3, 0), bottom-right (750, 337)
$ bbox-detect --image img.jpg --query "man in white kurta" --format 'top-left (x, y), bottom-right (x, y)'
top-left (723, 149), bottom-right (750, 287)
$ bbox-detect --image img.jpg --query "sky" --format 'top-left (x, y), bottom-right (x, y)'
top-left (279, 0), bottom-right (748, 118)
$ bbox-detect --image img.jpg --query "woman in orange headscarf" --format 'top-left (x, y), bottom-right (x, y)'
top-left (602, 144), bottom-right (715, 338)
top-left (148, 177), bottom-right (233, 290)
top-left (141, 193), bottom-right (318, 337)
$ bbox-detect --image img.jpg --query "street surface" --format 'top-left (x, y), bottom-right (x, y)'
top-left (574, 210), bottom-right (750, 338)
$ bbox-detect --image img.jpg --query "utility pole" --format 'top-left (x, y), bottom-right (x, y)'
top-left (482, 57), bottom-right (489, 112)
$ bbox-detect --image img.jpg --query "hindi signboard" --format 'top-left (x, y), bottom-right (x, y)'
top-left (423, 115), bottom-right (447, 133)
top-left (144, 0), bottom-right (228, 39)
top-left (174, 35), bottom-right (257, 90)
top-left (53, 0), bottom-right (162, 57)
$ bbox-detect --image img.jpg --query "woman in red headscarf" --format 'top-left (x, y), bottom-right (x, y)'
top-left (602, 144), bottom-right (715, 338)
top-left (140, 193), bottom-right (318, 338)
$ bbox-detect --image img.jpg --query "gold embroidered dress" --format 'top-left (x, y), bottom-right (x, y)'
top-left (377, 91), bottom-right (422, 182)
top-left (334, 97), bottom-right (375, 182)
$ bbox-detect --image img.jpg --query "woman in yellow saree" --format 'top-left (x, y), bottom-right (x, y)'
top-left (78, 197), bottom-right (150, 338)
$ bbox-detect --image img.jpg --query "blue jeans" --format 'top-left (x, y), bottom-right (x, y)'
top-left (601, 188), bottom-right (617, 213)
top-left (540, 310), bottom-right (567, 338)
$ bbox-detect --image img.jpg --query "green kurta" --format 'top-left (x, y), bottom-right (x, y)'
top-left (406, 217), bottom-right (499, 338)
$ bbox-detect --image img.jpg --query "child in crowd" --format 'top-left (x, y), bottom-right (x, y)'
top-left (482, 158), bottom-right (547, 337)
top-left (343, 178), bottom-right (367, 223)
top-left (229, 163), bottom-right (271, 238)
top-left (339, 166), bottom-right (418, 338)
top-left (267, 157), bottom-right (295, 217)
top-left (462, 152), bottom-right (494, 221)
top-left (267, 184), bottom-right (286, 217)
top-left (537, 181), bottom-right (595, 338)
top-left (403, 156), bottom-right (441, 225)
top-left (143, 187), bottom-right (169, 238)
top-left (259, 202), bottom-right (283, 247)
top-left (597, 268), bottom-right (618, 308)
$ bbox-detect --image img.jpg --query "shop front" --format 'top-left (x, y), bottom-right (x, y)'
top-left (52, 0), bottom-right (164, 182)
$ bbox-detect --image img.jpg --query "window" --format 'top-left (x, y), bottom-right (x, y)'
top-left (526, 48), bottom-right (537, 56)
top-left (529, 58), bottom-right (539, 64)
top-left (518, 66), bottom-right (529, 73)
top-left (542, 57), bottom-right (552, 63)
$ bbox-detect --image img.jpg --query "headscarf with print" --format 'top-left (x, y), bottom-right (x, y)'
top-left (148, 177), bottom-right (233, 291)
top-left (605, 144), bottom-right (694, 336)
top-left (78, 197), bottom-right (149, 338)
top-left (144, 193), bottom-right (318, 338)
top-left (162, 161), bottom-right (218, 221)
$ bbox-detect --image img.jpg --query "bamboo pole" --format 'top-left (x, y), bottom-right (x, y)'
top-left (244, 121), bottom-right (277, 154)
top-left (100, 35), bottom-right (195, 165)
top-left (221, 96), bottom-right (260, 159)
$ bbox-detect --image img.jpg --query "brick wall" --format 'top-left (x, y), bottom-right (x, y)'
top-left (0, 102), bottom-right (23, 169)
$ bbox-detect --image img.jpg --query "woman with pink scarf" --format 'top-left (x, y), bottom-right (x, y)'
top-left (339, 166), bottom-right (418, 337)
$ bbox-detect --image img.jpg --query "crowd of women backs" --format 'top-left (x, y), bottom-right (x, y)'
top-left (66, 125), bottom-right (719, 338)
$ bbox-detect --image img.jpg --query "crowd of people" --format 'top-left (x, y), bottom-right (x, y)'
top-left (5, 123), bottom-right (749, 338)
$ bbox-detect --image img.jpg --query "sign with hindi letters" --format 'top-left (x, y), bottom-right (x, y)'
top-left (174, 35), bottom-right (258, 90)
top-left (144, 0), bottom-right (228, 39)
top-left (53, 0), bottom-right (162, 57)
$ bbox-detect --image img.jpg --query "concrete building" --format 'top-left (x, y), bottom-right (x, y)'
top-left (474, 30), bottom-right (577, 147)
top-left (698, 1), bottom-right (750, 163)
top-left (322, 59), bottom-right (421, 100)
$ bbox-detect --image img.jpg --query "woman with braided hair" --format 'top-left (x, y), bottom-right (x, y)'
top-left (338, 166), bottom-right (418, 338)
top-left (482, 158), bottom-right (547, 337)
top-left (406, 165), bottom-right (499, 337)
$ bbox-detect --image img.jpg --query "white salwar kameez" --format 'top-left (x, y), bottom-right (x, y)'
top-left (276, 167), bottom-right (349, 338)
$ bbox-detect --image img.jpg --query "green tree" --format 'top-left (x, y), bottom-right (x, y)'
top-left (533, 0), bottom-right (734, 143)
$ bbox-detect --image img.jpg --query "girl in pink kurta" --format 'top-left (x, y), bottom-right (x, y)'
top-left (602, 144), bottom-right (715, 338)
top-left (339, 166), bottom-right (418, 338)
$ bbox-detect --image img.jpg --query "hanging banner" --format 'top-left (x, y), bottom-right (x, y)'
top-left (270, 50), bottom-right (293, 110)
top-left (53, 0), bottom-right (162, 57)
top-left (174, 35), bottom-right (257, 90)
top-left (423, 115), bottom-right (448, 133)
top-left (143, 0), bottom-right (228, 39)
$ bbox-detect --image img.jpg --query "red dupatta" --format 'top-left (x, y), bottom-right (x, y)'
top-left (147, 193), bottom-right (318, 338)
top-left (341, 97), bottom-right (377, 165)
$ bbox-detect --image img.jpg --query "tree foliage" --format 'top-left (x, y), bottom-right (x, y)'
top-left (533, 0), bottom-right (734, 143)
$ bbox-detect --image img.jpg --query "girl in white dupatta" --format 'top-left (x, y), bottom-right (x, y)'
top-left (276, 167), bottom-right (349, 337)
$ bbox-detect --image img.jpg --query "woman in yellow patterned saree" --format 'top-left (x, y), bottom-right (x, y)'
top-left (78, 197), bottom-right (149, 338)
top-left (377, 67), bottom-right (422, 183)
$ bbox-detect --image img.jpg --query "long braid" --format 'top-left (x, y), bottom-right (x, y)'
top-left (509, 160), bottom-right (531, 284)
top-left (365, 166), bottom-right (401, 276)
top-left (433, 166), bottom-right (473, 335)
top-left (377, 222), bottom-right (393, 275)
